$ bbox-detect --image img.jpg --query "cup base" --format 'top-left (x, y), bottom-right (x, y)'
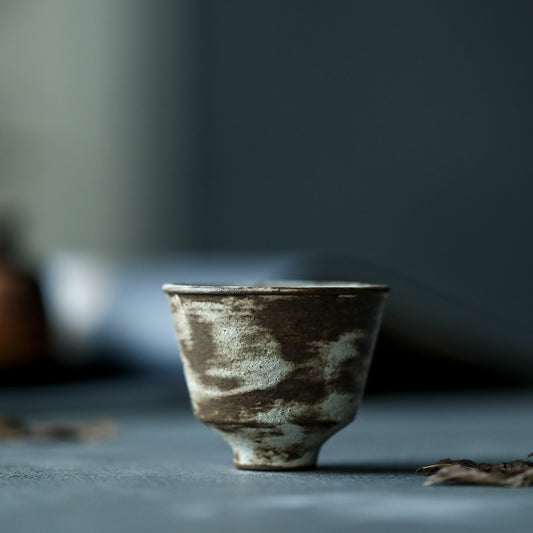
top-left (234, 462), bottom-right (317, 471)
top-left (208, 421), bottom-right (338, 471)
top-left (231, 445), bottom-right (320, 471)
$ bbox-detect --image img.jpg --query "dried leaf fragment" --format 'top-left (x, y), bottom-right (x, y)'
top-left (416, 458), bottom-right (477, 474)
top-left (0, 416), bottom-right (116, 441)
top-left (0, 416), bottom-right (29, 439)
top-left (417, 455), bottom-right (533, 487)
top-left (32, 419), bottom-right (117, 441)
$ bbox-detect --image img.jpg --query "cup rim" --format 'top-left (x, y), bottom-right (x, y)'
top-left (162, 281), bottom-right (389, 295)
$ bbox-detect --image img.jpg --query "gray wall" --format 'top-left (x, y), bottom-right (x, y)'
top-left (0, 0), bottom-right (203, 256)
top-left (203, 0), bottom-right (533, 322)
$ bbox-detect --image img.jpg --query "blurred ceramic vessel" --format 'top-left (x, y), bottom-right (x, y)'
top-left (163, 282), bottom-right (388, 470)
top-left (0, 263), bottom-right (48, 369)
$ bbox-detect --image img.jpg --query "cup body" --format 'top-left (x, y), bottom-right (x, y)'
top-left (164, 283), bottom-right (388, 470)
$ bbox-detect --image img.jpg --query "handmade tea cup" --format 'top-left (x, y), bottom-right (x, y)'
top-left (163, 282), bottom-right (388, 470)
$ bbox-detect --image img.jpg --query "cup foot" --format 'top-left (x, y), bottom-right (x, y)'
top-left (234, 462), bottom-right (317, 471)
top-left (209, 421), bottom-right (338, 471)
top-left (231, 445), bottom-right (319, 471)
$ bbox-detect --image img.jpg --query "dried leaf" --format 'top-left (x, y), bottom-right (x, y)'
top-left (416, 458), bottom-right (477, 473)
top-left (0, 416), bottom-right (116, 441)
top-left (0, 416), bottom-right (29, 439)
top-left (31, 419), bottom-right (116, 441)
top-left (418, 455), bottom-right (533, 487)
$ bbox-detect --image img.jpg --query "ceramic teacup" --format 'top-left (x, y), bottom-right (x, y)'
top-left (163, 282), bottom-right (388, 470)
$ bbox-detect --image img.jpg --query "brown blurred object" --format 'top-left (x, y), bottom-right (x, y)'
top-left (0, 215), bottom-right (48, 369)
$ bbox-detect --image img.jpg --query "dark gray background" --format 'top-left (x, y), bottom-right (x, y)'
top-left (138, 1), bottom-right (533, 381)
top-left (198, 0), bottom-right (533, 318)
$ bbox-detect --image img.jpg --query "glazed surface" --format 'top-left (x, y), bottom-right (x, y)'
top-left (167, 289), bottom-right (387, 469)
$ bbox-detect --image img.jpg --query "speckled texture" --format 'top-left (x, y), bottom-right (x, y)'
top-left (164, 283), bottom-right (388, 469)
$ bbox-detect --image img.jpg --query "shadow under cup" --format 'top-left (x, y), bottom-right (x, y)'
top-left (163, 282), bottom-right (389, 470)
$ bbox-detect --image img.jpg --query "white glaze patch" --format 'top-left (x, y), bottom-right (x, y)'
top-left (175, 296), bottom-right (292, 402)
top-left (318, 330), bottom-right (365, 380)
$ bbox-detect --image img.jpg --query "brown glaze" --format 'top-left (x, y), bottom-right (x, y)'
top-left (164, 283), bottom-right (388, 470)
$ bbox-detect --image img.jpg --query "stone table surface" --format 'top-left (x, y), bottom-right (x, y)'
top-left (0, 380), bottom-right (532, 532)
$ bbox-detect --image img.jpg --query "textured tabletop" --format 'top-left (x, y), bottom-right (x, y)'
top-left (1, 380), bottom-right (532, 532)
